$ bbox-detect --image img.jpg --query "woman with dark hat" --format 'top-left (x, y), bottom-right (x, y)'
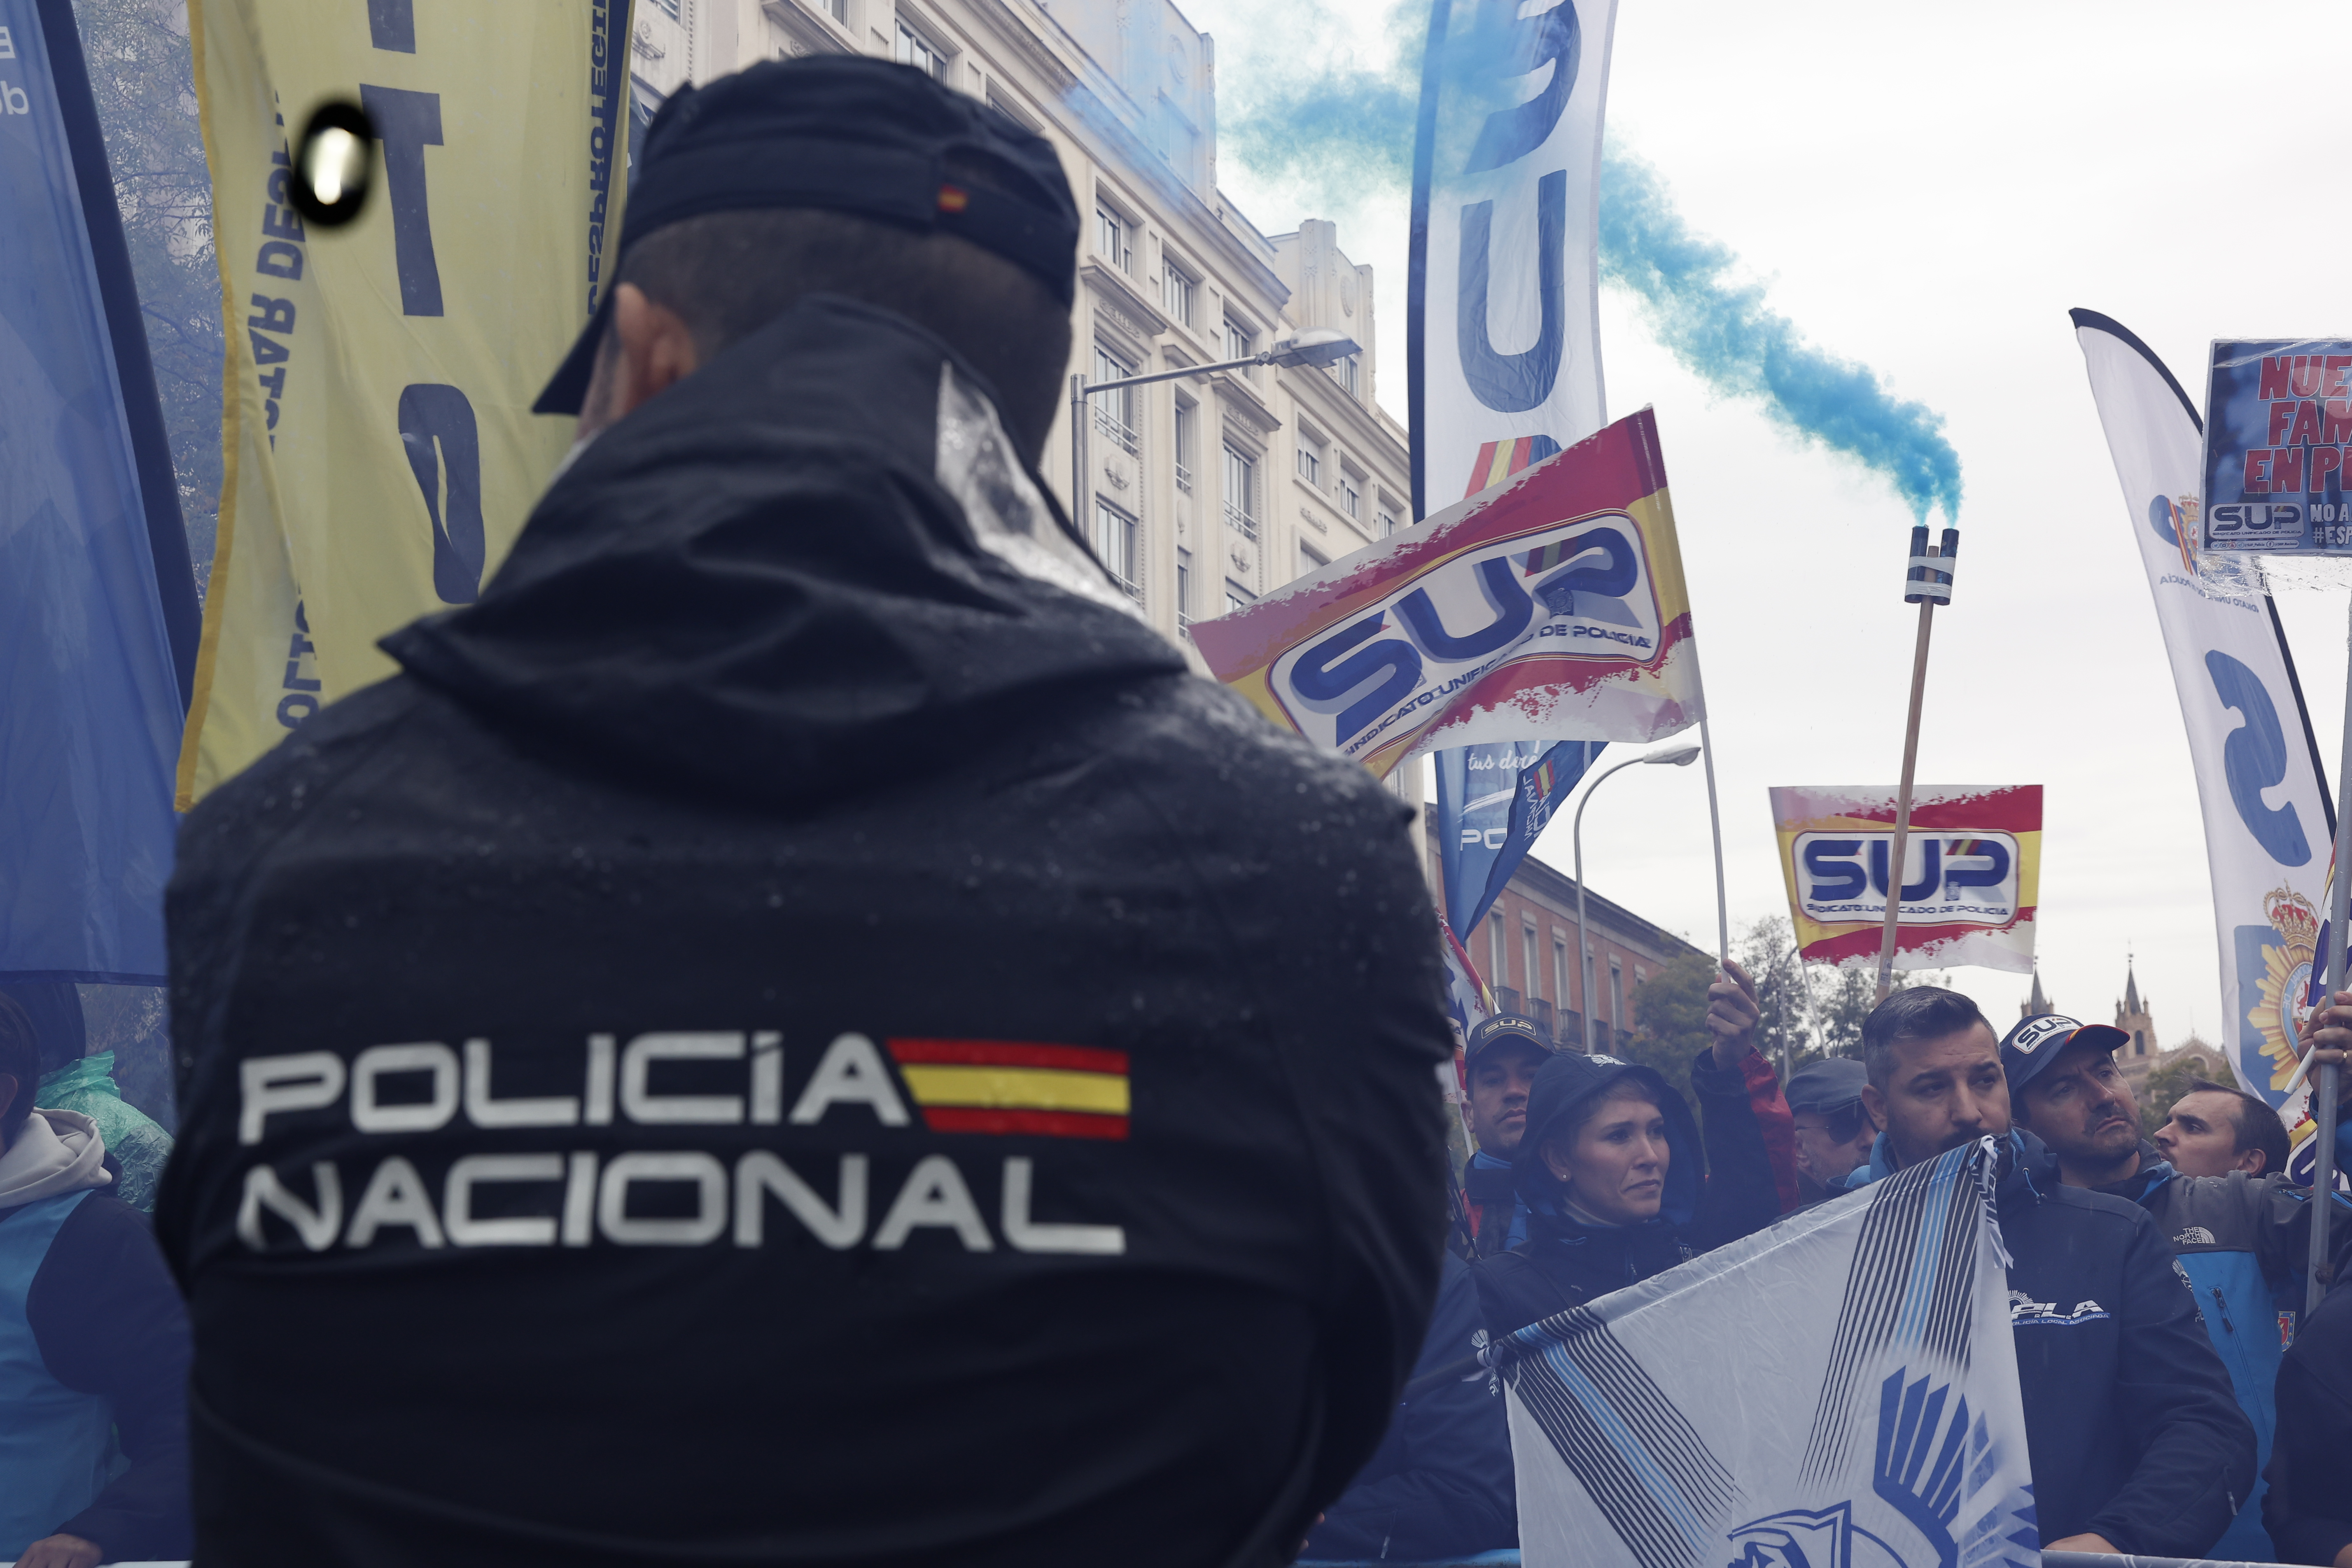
top-left (1473, 963), bottom-right (1796, 1337)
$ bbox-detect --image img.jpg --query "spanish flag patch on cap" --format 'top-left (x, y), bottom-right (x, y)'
top-left (886, 1039), bottom-right (1129, 1140)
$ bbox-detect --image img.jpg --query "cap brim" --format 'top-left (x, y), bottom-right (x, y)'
top-left (532, 287), bottom-right (617, 416)
top-left (2008, 1022), bottom-right (2132, 1091)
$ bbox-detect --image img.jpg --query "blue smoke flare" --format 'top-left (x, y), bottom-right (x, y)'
top-left (1212, 4), bottom-right (1964, 522)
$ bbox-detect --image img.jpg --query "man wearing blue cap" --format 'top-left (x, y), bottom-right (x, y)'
top-left (2004, 1010), bottom-right (2352, 1561)
top-left (1840, 989), bottom-right (2252, 1558)
top-left (158, 56), bottom-right (1452, 1568)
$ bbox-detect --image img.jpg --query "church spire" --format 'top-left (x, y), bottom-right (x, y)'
top-left (2123, 951), bottom-right (2141, 1017)
top-left (2024, 963), bottom-right (2048, 1018)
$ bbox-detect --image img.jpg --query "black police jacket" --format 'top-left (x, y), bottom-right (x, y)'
top-left (155, 297), bottom-right (1454, 1568)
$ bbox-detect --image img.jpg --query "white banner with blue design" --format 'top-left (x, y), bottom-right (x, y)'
top-left (1498, 1140), bottom-right (2036, 1568)
top-left (2071, 311), bottom-right (2333, 1122)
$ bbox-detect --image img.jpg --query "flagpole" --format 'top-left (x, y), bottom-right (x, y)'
top-left (2308, 594), bottom-right (2352, 1317)
top-left (1875, 529), bottom-right (1956, 1001)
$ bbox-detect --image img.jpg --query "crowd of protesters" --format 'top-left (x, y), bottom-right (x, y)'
top-left (10, 51), bottom-right (2352, 1568)
top-left (1307, 978), bottom-right (2352, 1566)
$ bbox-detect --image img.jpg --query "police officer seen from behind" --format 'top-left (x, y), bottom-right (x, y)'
top-left (2004, 1011), bottom-right (2352, 1561)
top-left (157, 58), bottom-right (1453, 1568)
top-left (1841, 991), bottom-right (2254, 1559)
top-left (1458, 1014), bottom-right (1550, 1255)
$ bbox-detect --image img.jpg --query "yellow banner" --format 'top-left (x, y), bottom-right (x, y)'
top-left (179, 0), bottom-right (628, 806)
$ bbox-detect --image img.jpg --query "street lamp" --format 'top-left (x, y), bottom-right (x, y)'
top-left (1573, 741), bottom-right (1701, 1053)
top-left (1068, 329), bottom-right (1363, 533)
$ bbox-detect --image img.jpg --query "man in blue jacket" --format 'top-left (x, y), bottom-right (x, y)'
top-left (2004, 1011), bottom-right (2352, 1560)
top-left (1458, 1015), bottom-right (1550, 1257)
top-left (1846, 989), bottom-right (2254, 1558)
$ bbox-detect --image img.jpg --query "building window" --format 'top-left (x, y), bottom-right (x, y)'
top-left (1378, 507), bottom-right (1399, 538)
top-left (821, 0), bottom-right (847, 21)
top-left (1172, 399), bottom-right (1196, 491)
top-left (1224, 579), bottom-right (1255, 615)
top-left (1298, 542), bottom-right (1326, 580)
top-left (1091, 344), bottom-right (1138, 454)
top-left (1328, 352), bottom-right (1360, 396)
top-left (1295, 440), bottom-right (1321, 488)
top-left (1177, 547), bottom-right (1193, 634)
top-left (1340, 476), bottom-right (1361, 520)
top-left (1222, 444), bottom-right (1257, 539)
top-left (894, 20), bottom-right (950, 81)
top-left (1554, 935), bottom-right (1570, 1008)
top-left (1223, 315), bottom-right (1257, 378)
top-left (1162, 262), bottom-right (1195, 328)
top-left (1093, 499), bottom-right (1141, 600)
top-left (646, 0), bottom-right (679, 15)
top-left (1489, 910), bottom-right (1507, 989)
top-left (1610, 959), bottom-right (1624, 1035)
top-left (1094, 205), bottom-right (1132, 273)
top-left (1524, 922), bottom-right (1540, 1000)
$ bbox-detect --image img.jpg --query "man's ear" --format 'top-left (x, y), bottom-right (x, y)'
top-left (577, 283), bottom-right (700, 438)
top-left (1860, 1082), bottom-right (1888, 1130)
top-left (2237, 1146), bottom-right (2267, 1175)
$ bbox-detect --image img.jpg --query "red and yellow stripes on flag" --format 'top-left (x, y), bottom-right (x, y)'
top-left (886, 1040), bottom-right (1130, 1140)
top-left (1464, 434), bottom-right (1564, 499)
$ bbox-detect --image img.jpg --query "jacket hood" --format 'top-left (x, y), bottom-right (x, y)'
top-left (387, 296), bottom-right (1188, 810)
top-left (1513, 1050), bottom-right (1701, 1227)
top-left (0, 1107), bottom-right (111, 1208)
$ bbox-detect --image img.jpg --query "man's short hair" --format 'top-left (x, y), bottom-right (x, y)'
top-left (1860, 986), bottom-right (1991, 1089)
top-left (0, 992), bottom-right (38, 1143)
top-left (609, 182), bottom-right (1072, 460)
top-left (2185, 1078), bottom-right (2291, 1175)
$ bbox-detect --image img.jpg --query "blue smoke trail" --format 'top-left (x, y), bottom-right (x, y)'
top-left (1213, 7), bottom-right (1964, 522)
top-left (1597, 147), bottom-right (1962, 521)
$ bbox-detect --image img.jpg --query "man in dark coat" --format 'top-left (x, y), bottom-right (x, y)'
top-left (156, 57), bottom-right (1452, 1568)
top-left (1843, 992), bottom-right (2255, 1559)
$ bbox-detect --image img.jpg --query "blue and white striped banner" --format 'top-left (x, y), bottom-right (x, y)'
top-left (1498, 1140), bottom-right (2037, 1568)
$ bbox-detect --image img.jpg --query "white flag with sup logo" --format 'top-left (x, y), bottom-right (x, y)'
top-left (1497, 1139), bottom-right (2037, 1568)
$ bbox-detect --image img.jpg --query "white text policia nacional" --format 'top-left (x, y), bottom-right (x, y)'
top-left (234, 1032), bottom-right (1130, 1257)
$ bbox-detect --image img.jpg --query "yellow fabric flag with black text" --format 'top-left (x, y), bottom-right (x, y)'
top-left (178, 0), bottom-right (628, 805)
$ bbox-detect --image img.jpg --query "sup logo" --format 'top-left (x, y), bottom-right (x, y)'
top-left (1268, 512), bottom-right (1663, 757)
top-left (1794, 832), bottom-right (2019, 926)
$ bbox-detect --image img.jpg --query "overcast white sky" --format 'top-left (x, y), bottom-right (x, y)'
top-left (1180, 0), bottom-right (2352, 1045)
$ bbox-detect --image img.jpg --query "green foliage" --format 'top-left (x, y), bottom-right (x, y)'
top-left (1625, 950), bottom-right (1717, 1109)
top-left (2139, 1054), bottom-right (2208, 1141)
top-left (71, 0), bottom-right (222, 593)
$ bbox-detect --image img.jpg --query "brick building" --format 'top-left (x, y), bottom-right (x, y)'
top-left (1426, 842), bottom-right (1706, 1054)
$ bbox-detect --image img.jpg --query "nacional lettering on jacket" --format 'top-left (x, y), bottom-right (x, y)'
top-left (233, 1032), bottom-right (1129, 1259)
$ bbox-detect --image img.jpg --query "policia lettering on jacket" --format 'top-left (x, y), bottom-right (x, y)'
top-left (234, 1032), bottom-right (1127, 1255)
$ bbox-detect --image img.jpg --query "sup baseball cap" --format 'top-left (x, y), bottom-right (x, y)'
top-left (1466, 1014), bottom-right (1554, 1067)
top-left (1999, 1013), bottom-right (2130, 1097)
top-left (534, 54), bottom-right (1080, 415)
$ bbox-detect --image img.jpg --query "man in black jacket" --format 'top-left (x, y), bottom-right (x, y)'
top-left (0, 994), bottom-right (191, 1568)
top-left (1845, 989), bottom-right (2255, 1558)
top-left (1301, 1253), bottom-right (1515, 1561)
top-left (156, 57), bottom-right (1452, 1568)
top-left (2266, 1255), bottom-right (2352, 1566)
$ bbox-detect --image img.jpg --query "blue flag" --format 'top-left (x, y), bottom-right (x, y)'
top-left (0, 0), bottom-right (198, 983)
top-left (1434, 740), bottom-right (1602, 943)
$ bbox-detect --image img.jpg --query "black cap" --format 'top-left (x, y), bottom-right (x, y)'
top-left (1466, 1013), bottom-right (1552, 1067)
top-left (2000, 1013), bottom-right (2129, 1097)
top-left (536, 55), bottom-right (1080, 415)
top-left (1784, 1056), bottom-right (1868, 1114)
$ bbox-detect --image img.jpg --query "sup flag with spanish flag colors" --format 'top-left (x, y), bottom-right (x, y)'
top-left (176, 0), bottom-right (629, 806)
top-left (1770, 785), bottom-right (2041, 974)
top-left (886, 1040), bottom-right (1130, 1141)
top-left (1501, 1139), bottom-right (2037, 1568)
top-left (1189, 408), bottom-right (1701, 780)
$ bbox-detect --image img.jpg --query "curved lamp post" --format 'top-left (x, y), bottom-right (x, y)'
top-left (1573, 742), bottom-right (1701, 1053)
